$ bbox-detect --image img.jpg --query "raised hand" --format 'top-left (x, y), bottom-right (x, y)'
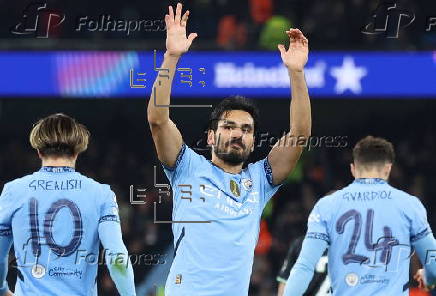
top-left (164, 3), bottom-right (198, 57)
top-left (278, 28), bottom-right (309, 72)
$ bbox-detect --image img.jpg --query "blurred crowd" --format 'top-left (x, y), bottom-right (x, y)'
top-left (1, 110), bottom-right (436, 295)
top-left (3, 0), bottom-right (436, 50)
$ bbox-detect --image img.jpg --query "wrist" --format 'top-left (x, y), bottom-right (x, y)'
top-left (288, 68), bottom-right (305, 77)
top-left (164, 51), bottom-right (182, 60)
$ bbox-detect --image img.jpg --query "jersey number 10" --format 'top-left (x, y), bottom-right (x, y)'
top-left (29, 198), bottom-right (83, 258)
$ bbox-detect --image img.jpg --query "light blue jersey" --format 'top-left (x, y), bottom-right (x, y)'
top-left (0, 166), bottom-right (135, 296)
top-left (301, 178), bottom-right (431, 296)
top-left (162, 144), bottom-right (281, 296)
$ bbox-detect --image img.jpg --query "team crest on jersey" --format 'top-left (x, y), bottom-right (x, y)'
top-left (31, 264), bottom-right (46, 279)
top-left (229, 179), bottom-right (240, 197)
top-left (241, 178), bottom-right (253, 191)
top-left (345, 273), bottom-right (359, 287)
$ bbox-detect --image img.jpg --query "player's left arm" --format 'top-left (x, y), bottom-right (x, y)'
top-left (0, 184), bottom-right (14, 296)
top-left (98, 188), bottom-right (136, 296)
top-left (99, 221), bottom-right (136, 296)
top-left (268, 28), bottom-right (311, 185)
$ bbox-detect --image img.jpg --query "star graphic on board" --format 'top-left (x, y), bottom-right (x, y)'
top-left (330, 57), bottom-right (368, 94)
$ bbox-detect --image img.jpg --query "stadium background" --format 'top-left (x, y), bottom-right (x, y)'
top-left (1, 0), bottom-right (436, 295)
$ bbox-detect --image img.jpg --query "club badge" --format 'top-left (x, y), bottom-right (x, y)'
top-left (242, 178), bottom-right (253, 191)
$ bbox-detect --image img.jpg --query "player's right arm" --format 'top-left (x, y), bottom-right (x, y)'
top-left (0, 184), bottom-right (14, 296)
top-left (408, 197), bottom-right (436, 289)
top-left (283, 199), bottom-right (330, 296)
top-left (147, 2), bottom-right (197, 168)
top-left (0, 236), bottom-right (13, 296)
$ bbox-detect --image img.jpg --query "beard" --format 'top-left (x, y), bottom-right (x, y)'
top-left (213, 136), bottom-right (251, 165)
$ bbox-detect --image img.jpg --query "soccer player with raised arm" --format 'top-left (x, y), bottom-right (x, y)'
top-left (284, 136), bottom-right (436, 296)
top-left (147, 3), bottom-right (311, 295)
top-left (0, 114), bottom-right (136, 296)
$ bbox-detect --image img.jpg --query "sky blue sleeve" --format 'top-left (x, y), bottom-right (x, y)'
top-left (99, 186), bottom-right (120, 223)
top-left (161, 144), bottom-right (199, 186)
top-left (283, 237), bottom-right (328, 296)
top-left (409, 196), bottom-right (432, 243)
top-left (0, 184), bottom-right (13, 295)
top-left (98, 221), bottom-right (136, 296)
top-left (412, 234), bottom-right (436, 286)
top-left (306, 198), bottom-right (331, 244)
top-left (98, 187), bottom-right (136, 296)
top-left (256, 157), bottom-right (283, 206)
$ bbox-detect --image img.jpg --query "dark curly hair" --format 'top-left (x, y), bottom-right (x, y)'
top-left (353, 136), bottom-right (395, 165)
top-left (208, 96), bottom-right (260, 133)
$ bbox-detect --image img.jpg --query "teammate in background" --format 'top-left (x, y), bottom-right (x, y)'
top-left (0, 114), bottom-right (136, 296)
top-left (147, 3), bottom-right (311, 295)
top-left (284, 136), bottom-right (436, 296)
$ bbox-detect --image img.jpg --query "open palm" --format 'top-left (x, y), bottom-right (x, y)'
top-left (164, 3), bottom-right (197, 57)
top-left (278, 29), bottom-right (309, 72)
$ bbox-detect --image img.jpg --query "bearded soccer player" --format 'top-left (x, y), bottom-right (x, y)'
top-left (0, 114), bottom-right (135, 296)
top-left (147, 3), bottom-right (311, 295)
top-left (284, 136), bottom-right (436, 296)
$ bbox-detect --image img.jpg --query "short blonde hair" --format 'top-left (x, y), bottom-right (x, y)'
top-left (30, 113), bottom-right (90, 157)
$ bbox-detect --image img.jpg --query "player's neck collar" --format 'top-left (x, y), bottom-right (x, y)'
top-left (40, 166), bottom-right (76, 173)
top-left (353, 178), bottom-right (387, 184)
top-left (208, 160), bottom-right (243, 175)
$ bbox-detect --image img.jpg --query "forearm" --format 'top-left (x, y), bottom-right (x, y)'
top-left (105, 248), bottom-right (135, 296)
top-left (147, 52), bottom-right (180, 125)
top-left (284, 237), bottom-right (327, 296)
top-left (99, 222), bottom-right (136, 296)
top-left (289, 70), bottom-right (311, 137)
top-left (0, 260), bottom-right (9, 295)
top-left (414, 234), bottom-right (436, 285)
top-left (0, 236), bottom-right (12, 295)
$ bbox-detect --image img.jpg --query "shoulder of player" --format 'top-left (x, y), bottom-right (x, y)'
top-left (2, 173), bottom-right (35, 190)
top-left (317, 190), bottom-right (342, 205)
top-left (246, 156), bottom-right (269, 173)
top-left (73, 173), bottom-right (114, 196)
top-left (167, 144), bottom-right (208, 171)
top-left (387, 185), bottom-right (421, 203)
top-left (184, 144), bottom-right (208, 163)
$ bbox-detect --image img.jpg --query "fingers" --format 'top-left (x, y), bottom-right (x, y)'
top-left (175, 2), bottom-right (182, 24)
top-left (187, 32), bottom-right (198, 47)
top-left (277, 44), bottom-right (286, 55)
top-left (164, 14), bottom-right (171, 28)
top-left (181, 10), bottom-right (190, 27)
top-left (168, 5), bottom-right (174, 23)
top-left (286, 28), bottom-right (308, 46)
